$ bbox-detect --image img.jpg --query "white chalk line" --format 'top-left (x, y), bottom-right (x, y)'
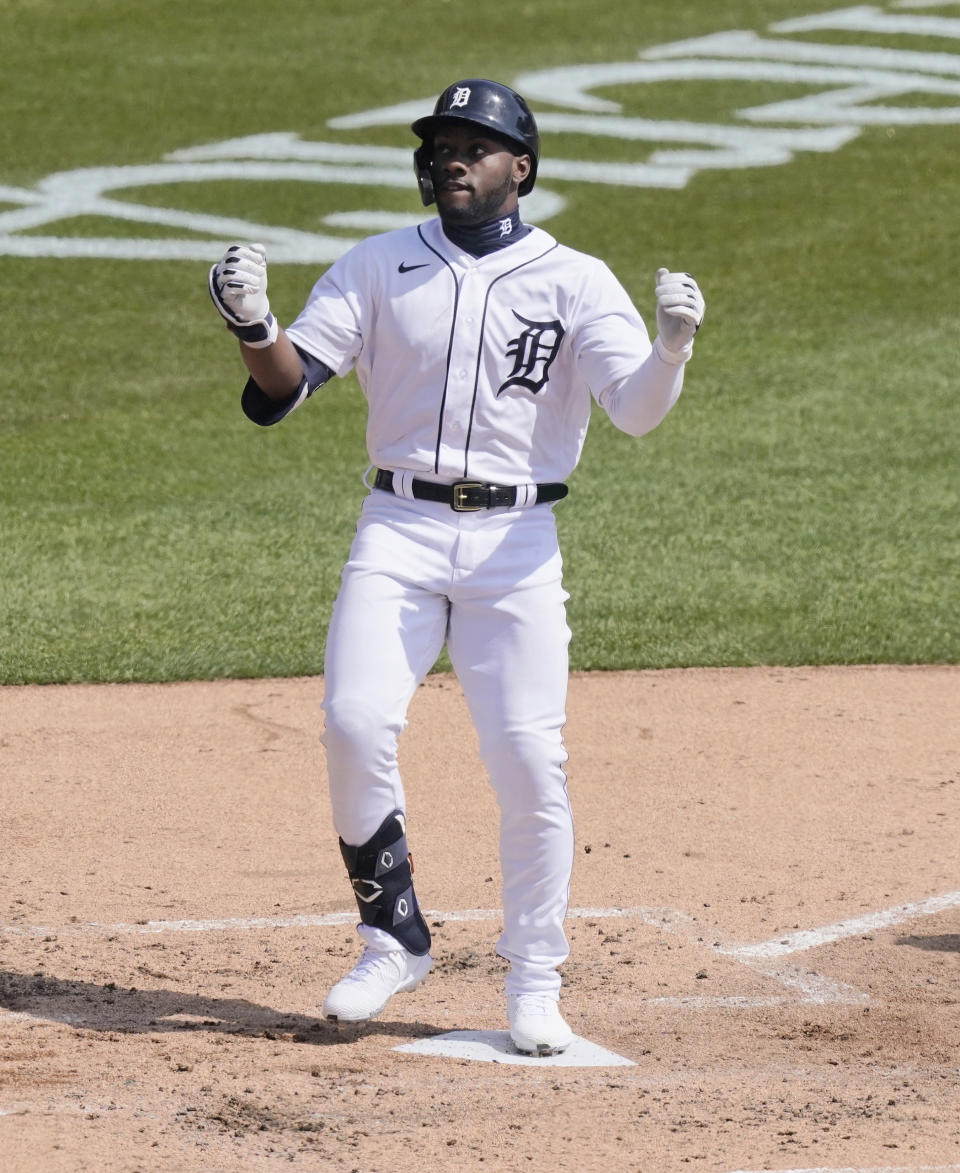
top-left (0, 904), bottom-right (693, 939)
top-left (727, 1166), bottom-right (960, 1173)
top-left (10, 887), bottom-right (957, 943)
top-left (725, 889), bottom-right (960, 961)
top-left (2, 891), bottom-right (956, 1011)
top-left (706, 888), bottom-right (960, 1006)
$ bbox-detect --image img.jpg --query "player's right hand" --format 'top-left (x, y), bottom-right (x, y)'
top-left (208, 243), bottom-right (278, 348)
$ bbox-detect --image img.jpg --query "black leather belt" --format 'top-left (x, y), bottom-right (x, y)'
top-left (374, 469), bottom-right (568, 512)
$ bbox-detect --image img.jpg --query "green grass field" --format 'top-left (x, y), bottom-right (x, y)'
top-left (1, 0), bottom-right (957, 683)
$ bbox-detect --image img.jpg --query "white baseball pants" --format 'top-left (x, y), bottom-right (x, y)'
top-left (321, 488), bottom-right (574, 997)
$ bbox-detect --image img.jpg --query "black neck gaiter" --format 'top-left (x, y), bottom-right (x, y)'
top-left (440, 207), bottom-right (530, 256)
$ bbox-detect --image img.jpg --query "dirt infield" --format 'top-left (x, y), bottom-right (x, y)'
top-left (1, 666), bottom-right (958, 1172)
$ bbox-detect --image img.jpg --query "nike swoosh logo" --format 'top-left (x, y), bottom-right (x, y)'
top-left (398, 262), bottom-right (429, 274)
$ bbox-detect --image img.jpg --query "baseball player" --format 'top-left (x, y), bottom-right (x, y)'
top-left (209, 79), bottom-right (704, 1055)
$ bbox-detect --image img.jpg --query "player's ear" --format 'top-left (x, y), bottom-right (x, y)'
top-left (512, 153), bottom-right (532, 190)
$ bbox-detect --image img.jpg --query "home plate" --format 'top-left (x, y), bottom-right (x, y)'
top-left (394, 1030), bottom-right (635, 1067)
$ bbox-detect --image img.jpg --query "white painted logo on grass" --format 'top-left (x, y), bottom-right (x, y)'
top-left (3, 2), bottom-right (960, 261)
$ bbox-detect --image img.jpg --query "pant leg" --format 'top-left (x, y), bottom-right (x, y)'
top-left (321, 494), bottom-right (451, 847)
top-left (445, 508), bottom-right (573, 998)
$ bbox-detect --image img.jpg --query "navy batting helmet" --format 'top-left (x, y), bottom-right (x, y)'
top-left (411, 79), bottom-right (540, 206)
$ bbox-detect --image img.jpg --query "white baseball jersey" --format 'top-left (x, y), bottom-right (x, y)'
top-left (284, 217), bottom-right (688, 485)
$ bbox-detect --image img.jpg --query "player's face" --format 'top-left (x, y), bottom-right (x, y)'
top-left (431, 124), bottom-right (531, 225)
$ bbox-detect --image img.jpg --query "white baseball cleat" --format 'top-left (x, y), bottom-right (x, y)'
top-left (507, 993), bottom-right (574, 1056)
top-left (323, 947), bottom-right (433, 1023)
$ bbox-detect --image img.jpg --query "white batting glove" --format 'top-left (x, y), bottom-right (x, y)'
top-left (654, 268), bottom-right (705, 358)
top-left (208, 243), bottom-right (279, 348)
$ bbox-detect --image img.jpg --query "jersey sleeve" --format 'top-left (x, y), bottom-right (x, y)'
top-left (284, 241), bottom-right (372, 377)
top-left (571, 261), bottom-right (686, 438)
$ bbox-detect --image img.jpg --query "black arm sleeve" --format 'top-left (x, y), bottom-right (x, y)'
top-left (240, 345), bottom-right (335, 427)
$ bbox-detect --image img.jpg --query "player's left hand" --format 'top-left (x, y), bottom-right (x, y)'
top-left (654, 268), bottom-right (704, 356)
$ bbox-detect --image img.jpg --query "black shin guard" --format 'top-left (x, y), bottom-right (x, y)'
top-left (339, 812), bottom-right (431, 956)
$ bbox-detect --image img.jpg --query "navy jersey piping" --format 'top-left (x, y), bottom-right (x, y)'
top-left (462, 242), bottom-right (561, 478)
top-left (416, 224), bottom-right (461, 474)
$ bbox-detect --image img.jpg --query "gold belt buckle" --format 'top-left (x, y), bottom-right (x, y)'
top-left (451, 481), bottom-right (485, 511)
